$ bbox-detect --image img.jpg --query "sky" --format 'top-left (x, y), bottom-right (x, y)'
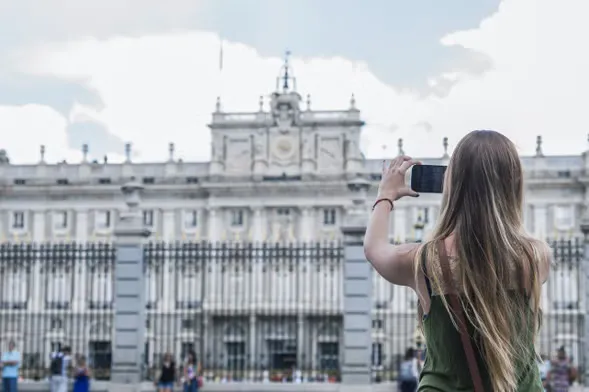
top-left (0, 0), bottom-right (588, 164)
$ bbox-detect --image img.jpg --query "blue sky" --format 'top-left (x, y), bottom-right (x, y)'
top-left (0, 0), bottom-right (587, 163)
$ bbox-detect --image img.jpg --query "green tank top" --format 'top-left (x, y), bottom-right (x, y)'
top-left (418, 254), bottom-right (543, 391)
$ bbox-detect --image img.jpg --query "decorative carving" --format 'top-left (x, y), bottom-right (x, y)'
top-left (226, 139), bottom-right (251, 172)
top-left (302, 135), bottom-right (315, 158)
top-left (319, 138), bottom-right (342, 169)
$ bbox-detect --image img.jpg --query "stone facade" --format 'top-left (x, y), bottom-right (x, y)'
top-left (0, 65), bottom-right (586, 373)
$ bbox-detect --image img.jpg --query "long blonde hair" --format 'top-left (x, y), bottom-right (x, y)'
top-left (415, 130), bottom-right (544, 392)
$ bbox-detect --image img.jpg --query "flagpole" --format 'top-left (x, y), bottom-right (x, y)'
top-left (218, 37), bottom-right (224, 108)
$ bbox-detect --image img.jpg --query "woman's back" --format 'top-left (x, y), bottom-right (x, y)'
top-left (418, 243), bottom-right (544, 391)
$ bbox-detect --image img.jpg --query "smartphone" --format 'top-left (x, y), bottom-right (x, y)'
top-left (410, 165), bottom-right (447, 194)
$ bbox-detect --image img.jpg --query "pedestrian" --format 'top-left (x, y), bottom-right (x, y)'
top-left (183, 351), bottom-right (200, 392)
top-left (1, 340), bottom-right (21, 392)
top-left (49, 346), bottom-right (71, 392)
top-left (547, 347), bottom-right (576, 392)
top-left (72, 355), bottom-right (90, 392)
top-left (155, 352), bottom-right (176, 392)
top-left (364, 130), bottom-right (551, 391)
top-left (398, 348), bottom-right (419, 392)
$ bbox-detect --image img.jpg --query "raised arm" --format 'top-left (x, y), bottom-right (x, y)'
top-left (364, 156), bottom-right (421, 288)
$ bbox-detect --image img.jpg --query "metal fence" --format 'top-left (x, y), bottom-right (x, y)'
top-left (0, 239), bottom-right (584, 383)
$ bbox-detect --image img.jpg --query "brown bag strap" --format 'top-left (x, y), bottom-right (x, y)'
top-left (437, 240), bottom-right (485, 392)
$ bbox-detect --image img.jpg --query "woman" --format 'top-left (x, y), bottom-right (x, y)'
top-left (364, 130), bottom-right (551, 391)
top-left (398, 348), bottom-right (419, 392)
top-left (155, 353), bottom-right (176, 392)
top-left (183, 351), bottom-right (201, 392)
top-left (72, 355), bottom-right (90, 392)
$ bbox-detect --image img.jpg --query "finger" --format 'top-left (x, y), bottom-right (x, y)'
top-left (398, 159), bottom-right (421, 173)
top-left (407, 189), bottom-right (420, 197)
top-left (388, 156), bottom-right (404, 170)
top-left (382, 160), bottom-right (386, 174)
top-left (399, 188), bottom-right (420, 198)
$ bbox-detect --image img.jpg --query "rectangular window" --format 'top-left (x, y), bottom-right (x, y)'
top-left (53, 211), bottom-right (68, 231)
top-left (143, 210), bottom-right (154, 227)
top-left (276, 208), bottom-right (290, 216)
top-left (88, 272), bottom-right (113, 309)
top-left (95, 210), bottom-right (111, 230)
top-left (11, 211), bottom-right (25, 230)
top-left (554, 205), bottom-right (574, 231)
top-left (318, 342), bottom-right (339, 370)
top-left (184, 210), bottom-right (198, 229)
top-left (371, 342), bottom-right (383, 367)
top-left (323, 208), bottom-right (336, 226)
top-left (45, 270), bottom-right (71, 309)
top-left (230, 209), bottom-right (244, 227)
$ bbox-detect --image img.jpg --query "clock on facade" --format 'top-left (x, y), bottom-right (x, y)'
top-left (271, 136), bottom-right (296, 161)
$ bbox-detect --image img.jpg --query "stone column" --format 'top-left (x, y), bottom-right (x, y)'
top-left (533, 204), bottom-right (548, 239)
top-left (73, 210), bottom-right (89, 312)
top-left (393, 207), bottom-right (407, 242)
top-left (298, 207), bottom-right (315, 242)
top-left (111, 181), bottom-right (151, 386)
top-left (580, 213), bottom-right (589, 384)
top-left (31, 210), bottom-right (45, 312)
top-left (207, 207), bottom-right (221, 242)
top-left (251, 207), bottom-right (264, 242)
top-left (341, 177), bottom-right (372, 385)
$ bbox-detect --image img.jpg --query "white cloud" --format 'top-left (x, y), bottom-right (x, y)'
top-left (2, 0), bottom-right (589, 163)
top-left (0, 104), bottom-right (82, 163)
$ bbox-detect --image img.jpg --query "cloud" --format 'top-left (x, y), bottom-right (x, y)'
top-left (2, 0), bottom-right (588, 164)
top-left (0, 105), bottom-right (81, 163)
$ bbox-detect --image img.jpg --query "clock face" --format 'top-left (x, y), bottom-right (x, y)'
top-left (272, 136), bottom-right (296, 161)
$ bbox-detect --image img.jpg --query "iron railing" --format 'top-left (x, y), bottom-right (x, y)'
top-left (0, 239), bottom-right (584, 383)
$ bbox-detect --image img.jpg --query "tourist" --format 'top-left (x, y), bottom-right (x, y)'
top-left (50, 346), bottom-right (71, 392)
top-left (364, 130), bottom-right (551, 391)
top-left (398, 348), bottom-right (419, 392)
top-left (155, 352), bottom-right (176, 392)
top-left (547, 347), bottom-right (576, 392)
top-left (1, 340), bottom-right (21, 392)
top-left (183, 351), bottom-right (200, 392)
top-left (72, 355), bottom-right (90, 392)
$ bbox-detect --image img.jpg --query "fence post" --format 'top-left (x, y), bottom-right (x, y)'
top-left (341, 177), bottom-right (372, 385)
top-left (580, 219), bottom-right (589, 384)
top-left (111, 180), bottom-right (151, 386)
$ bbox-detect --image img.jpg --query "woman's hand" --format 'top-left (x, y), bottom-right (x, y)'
top-left (378, 155), bottom-right (421, 201)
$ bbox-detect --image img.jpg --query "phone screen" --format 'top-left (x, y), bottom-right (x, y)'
top-left (410, 165), bottom-right (447, 194)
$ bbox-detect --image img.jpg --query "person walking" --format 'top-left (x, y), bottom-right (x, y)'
top-left (155, 352), bottom-right (176, 392)
top-left (1, 340), bottom-right (21, 392)
top-left (364, 130), bottom-right (551, 391)
top-left (183, 352), bottom-right (200, 392)
top-left (398, 348), bottom-right (419, 392)
top-left (72, 355), bottom-right (90, 392)
top-left (49, 346), bottom-right (71, 392)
